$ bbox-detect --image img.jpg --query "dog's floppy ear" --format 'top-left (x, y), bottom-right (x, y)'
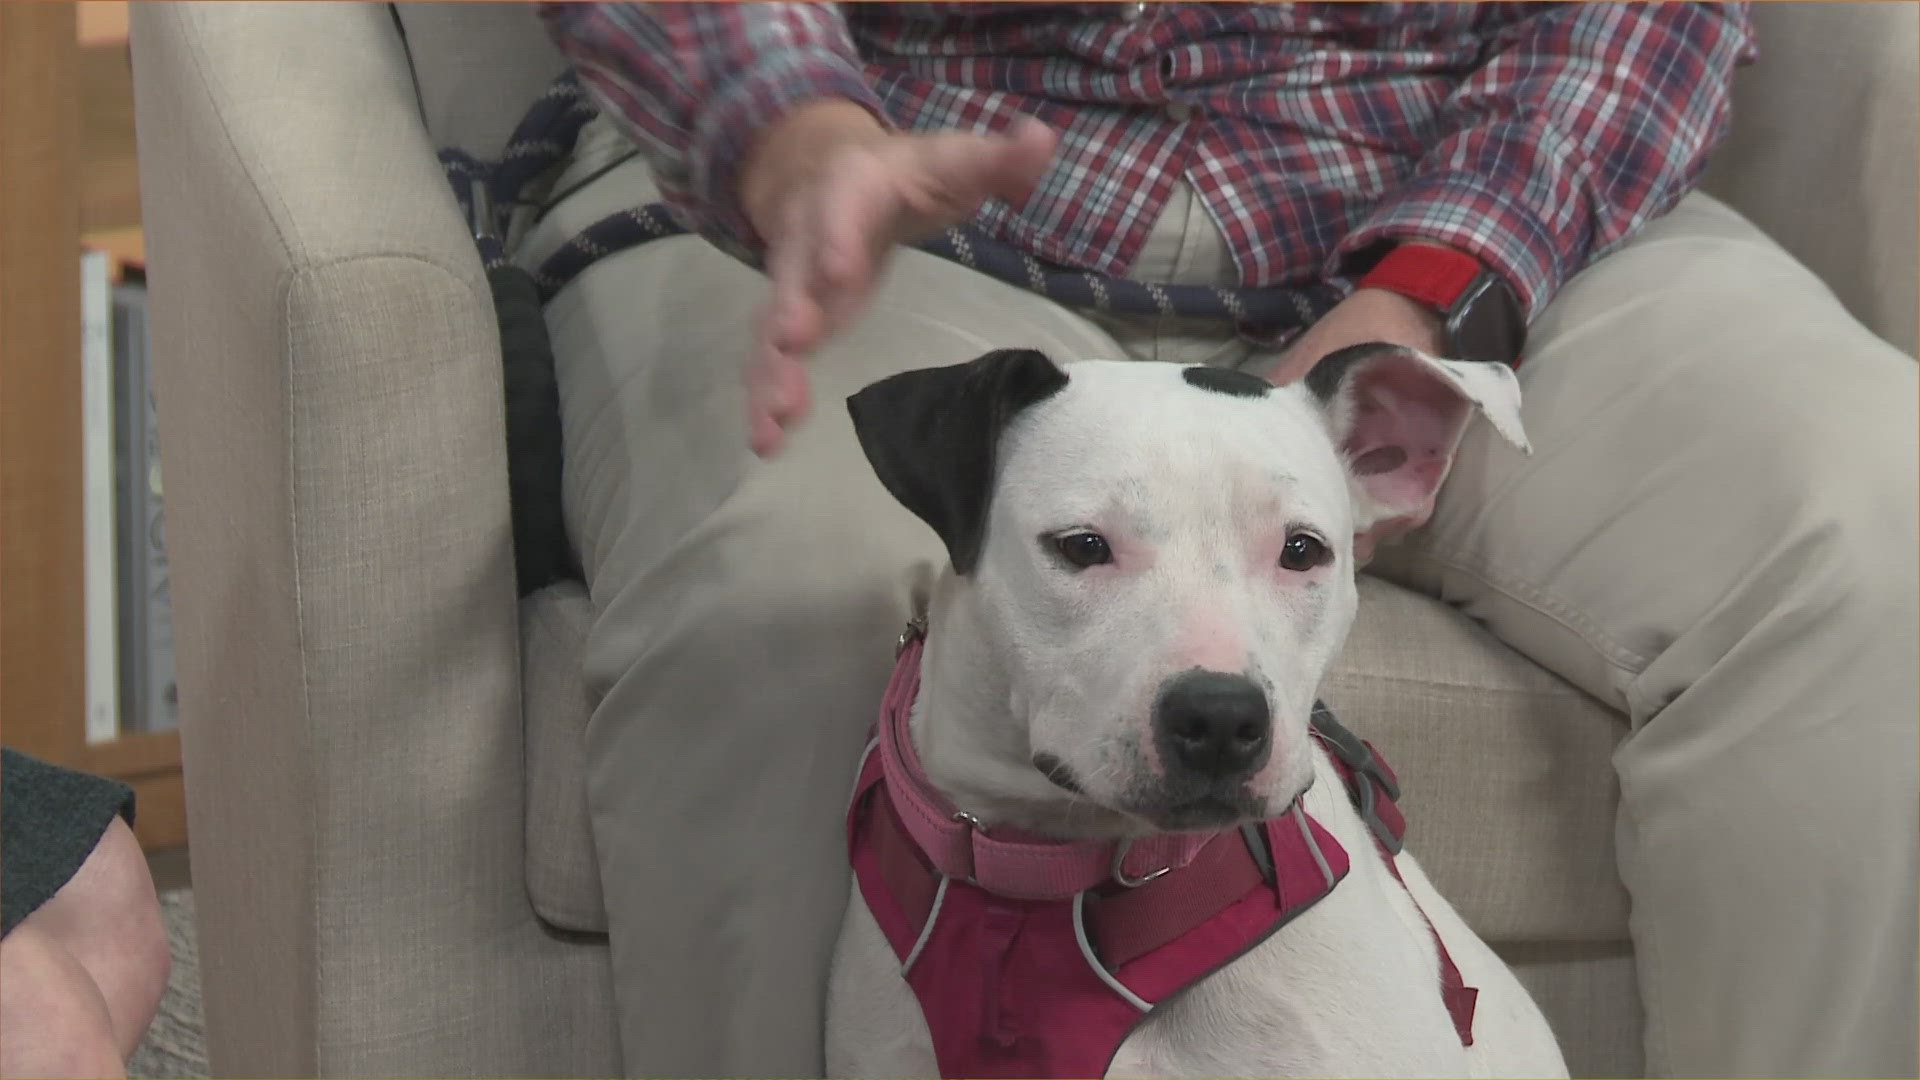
top-left (1307, 343), bottom-right (1529, 561)
top-left (847, 349), bottom-right (1069, 574)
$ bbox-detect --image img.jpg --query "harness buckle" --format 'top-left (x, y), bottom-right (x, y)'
top-left (1111, 837), bottom-right (1173, 888)
top-left (468, 178), bottom-right (497, 244)
top-left (896, 614), bottom-right (929, 657)
top-left (951, 810), bottom-right (990, 886)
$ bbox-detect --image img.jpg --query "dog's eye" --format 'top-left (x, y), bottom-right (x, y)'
top-left (1052, 531), bottom-right (1113, 569)
top-left (1280, 533), bottom-right (1330, 571)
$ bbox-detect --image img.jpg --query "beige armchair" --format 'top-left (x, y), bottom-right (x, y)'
top-left (129, 3), bottom-right (1916, 1077)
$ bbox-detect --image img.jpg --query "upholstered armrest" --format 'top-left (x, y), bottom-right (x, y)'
top-left (130, 3), bottom-right (614, 1075)
top-left (1703, 1), bottom-right (1919, 355)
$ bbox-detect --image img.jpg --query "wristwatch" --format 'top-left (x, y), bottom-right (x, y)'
top-left (1356, 243), bottom-right (1528, 367)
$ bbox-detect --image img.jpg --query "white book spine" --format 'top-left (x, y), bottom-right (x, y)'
top-left (80, 249), bottom-right (119, 744)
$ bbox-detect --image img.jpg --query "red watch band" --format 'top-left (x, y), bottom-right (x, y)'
top-left (1357, 243), bottom-right (1485, 312)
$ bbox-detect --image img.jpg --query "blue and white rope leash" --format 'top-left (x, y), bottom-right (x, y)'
top-left (439, 73), bottom-right (1343, 334)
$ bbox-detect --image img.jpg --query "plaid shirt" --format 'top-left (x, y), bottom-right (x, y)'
top-left (542, 2), bottom-right (1754, 319)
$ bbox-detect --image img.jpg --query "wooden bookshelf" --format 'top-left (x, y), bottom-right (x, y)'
top-left (0, 1), bottom-right (184, 852)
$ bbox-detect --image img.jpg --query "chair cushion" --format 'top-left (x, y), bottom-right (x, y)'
top-left (1502, 942), bottom-right (1644, 1079)
top-left (1329, 576), bottom-right (1631, 944)
top-left (520, 573), bottom-right (1629, 944)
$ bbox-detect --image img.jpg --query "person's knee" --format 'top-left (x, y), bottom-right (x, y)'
top-left (1657, 362), bottom-right (1920, 724)
top-left (0, 924), bottom-right (128, 1079)
top-left (34, 818), bottom-right (170, 1056)
top-left (1747, 370), bottom-right (1915, 605)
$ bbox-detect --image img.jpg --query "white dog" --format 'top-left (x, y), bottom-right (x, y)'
top-left (829, 345), bottom-right (1568, 1079)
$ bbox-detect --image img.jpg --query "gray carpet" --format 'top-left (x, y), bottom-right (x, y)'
top-left (128, 889), bottom-right (208, 1079)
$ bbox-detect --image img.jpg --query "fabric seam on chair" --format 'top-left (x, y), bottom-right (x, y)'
top-left (273, 261), bottom-right (322, 1078)
top-left (178, 8), bottom-right (298, 263)
top-left (181, 7), bottom-right (475, 275)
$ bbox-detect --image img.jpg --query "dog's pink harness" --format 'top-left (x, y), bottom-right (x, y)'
top-left (847, 626), bottom-right (1477, 1079)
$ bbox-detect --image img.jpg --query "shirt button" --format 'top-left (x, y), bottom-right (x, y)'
top-left (1165, 101), bottom-right (1194, 122)
top-left (1121, 2), bottom-right (1148, 21)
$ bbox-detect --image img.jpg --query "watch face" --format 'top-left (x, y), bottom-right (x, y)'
top-left (1446, 272), bottom-right (1527, 366)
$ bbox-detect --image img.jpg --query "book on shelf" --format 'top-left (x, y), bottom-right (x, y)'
top-left (80, 244), bottom-right (178, 744)
top-left (112, 279), bottom-right (177, 735)
top-left (81, 249), bottom-right (119, 743)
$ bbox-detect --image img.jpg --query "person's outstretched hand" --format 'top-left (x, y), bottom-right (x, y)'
top-left (738, 101), bottom-right (1058, 457)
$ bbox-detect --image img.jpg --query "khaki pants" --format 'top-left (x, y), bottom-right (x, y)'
top-left (524, 146), bottom-right (1918, 1078)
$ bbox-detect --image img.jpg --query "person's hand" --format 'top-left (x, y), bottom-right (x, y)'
top-left (1264, 280), bottom-right (1447, 386)
top-left (738, 101), bottom-right (1058, 457)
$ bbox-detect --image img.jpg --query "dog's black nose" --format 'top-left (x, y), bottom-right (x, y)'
top-left (1156, 670), bottom-right (1272, 779)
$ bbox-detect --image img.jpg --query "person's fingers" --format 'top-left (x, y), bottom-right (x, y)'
top-left (993, 117), bottom-right (1060, 202)
top-left (744, 353), bottom-right (778, 448)
top-left (766, 118), bottom-right (1061, 363)
top-left (745, 339), bottom-right (813, 458)
top-left (903, 119), bottom-right (1058, 225)
top-left (745, 348), bottom-right (783, 418)
top-left (745, 117), bottom-right (1059, 458)
top-left (748, 405), bottom-right (786, 458)
top-left (771, 351), bottom-right (813, 424)
top-left (756, 348), bottom-right (811, 420)
top-left (763, 157), bottom-right (894, 360)
top-left (764, 270), bottom-right (826, 361)
top-left (816, 163), bottom-right (889, 291)
top-left (746, 340), bottom-right (797, 453)
top-left (813, 161), bottom-right (903, 333)
top-left (828, 170), bottom-right (900, 284)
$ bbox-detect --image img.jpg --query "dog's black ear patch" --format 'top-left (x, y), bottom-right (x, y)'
top-left (847, 349), bottom-right (1068, 574)
top-left (1304, 341), bottom-right (1407, 403)
top-left (1182, 365), bottom-right (1272, 398)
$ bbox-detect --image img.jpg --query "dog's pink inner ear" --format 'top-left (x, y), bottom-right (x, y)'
top-left (1349, 446), bottom-right (1407, 476)
top-left (1338, 357), bottom-right (1478, 548)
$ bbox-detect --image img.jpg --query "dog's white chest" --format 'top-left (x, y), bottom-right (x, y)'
top-left (1102, 752), bottom-right (1474, 1078)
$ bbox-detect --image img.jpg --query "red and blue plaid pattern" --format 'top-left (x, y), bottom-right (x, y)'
top-left (542, 2), bottom-right (1754, 319)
